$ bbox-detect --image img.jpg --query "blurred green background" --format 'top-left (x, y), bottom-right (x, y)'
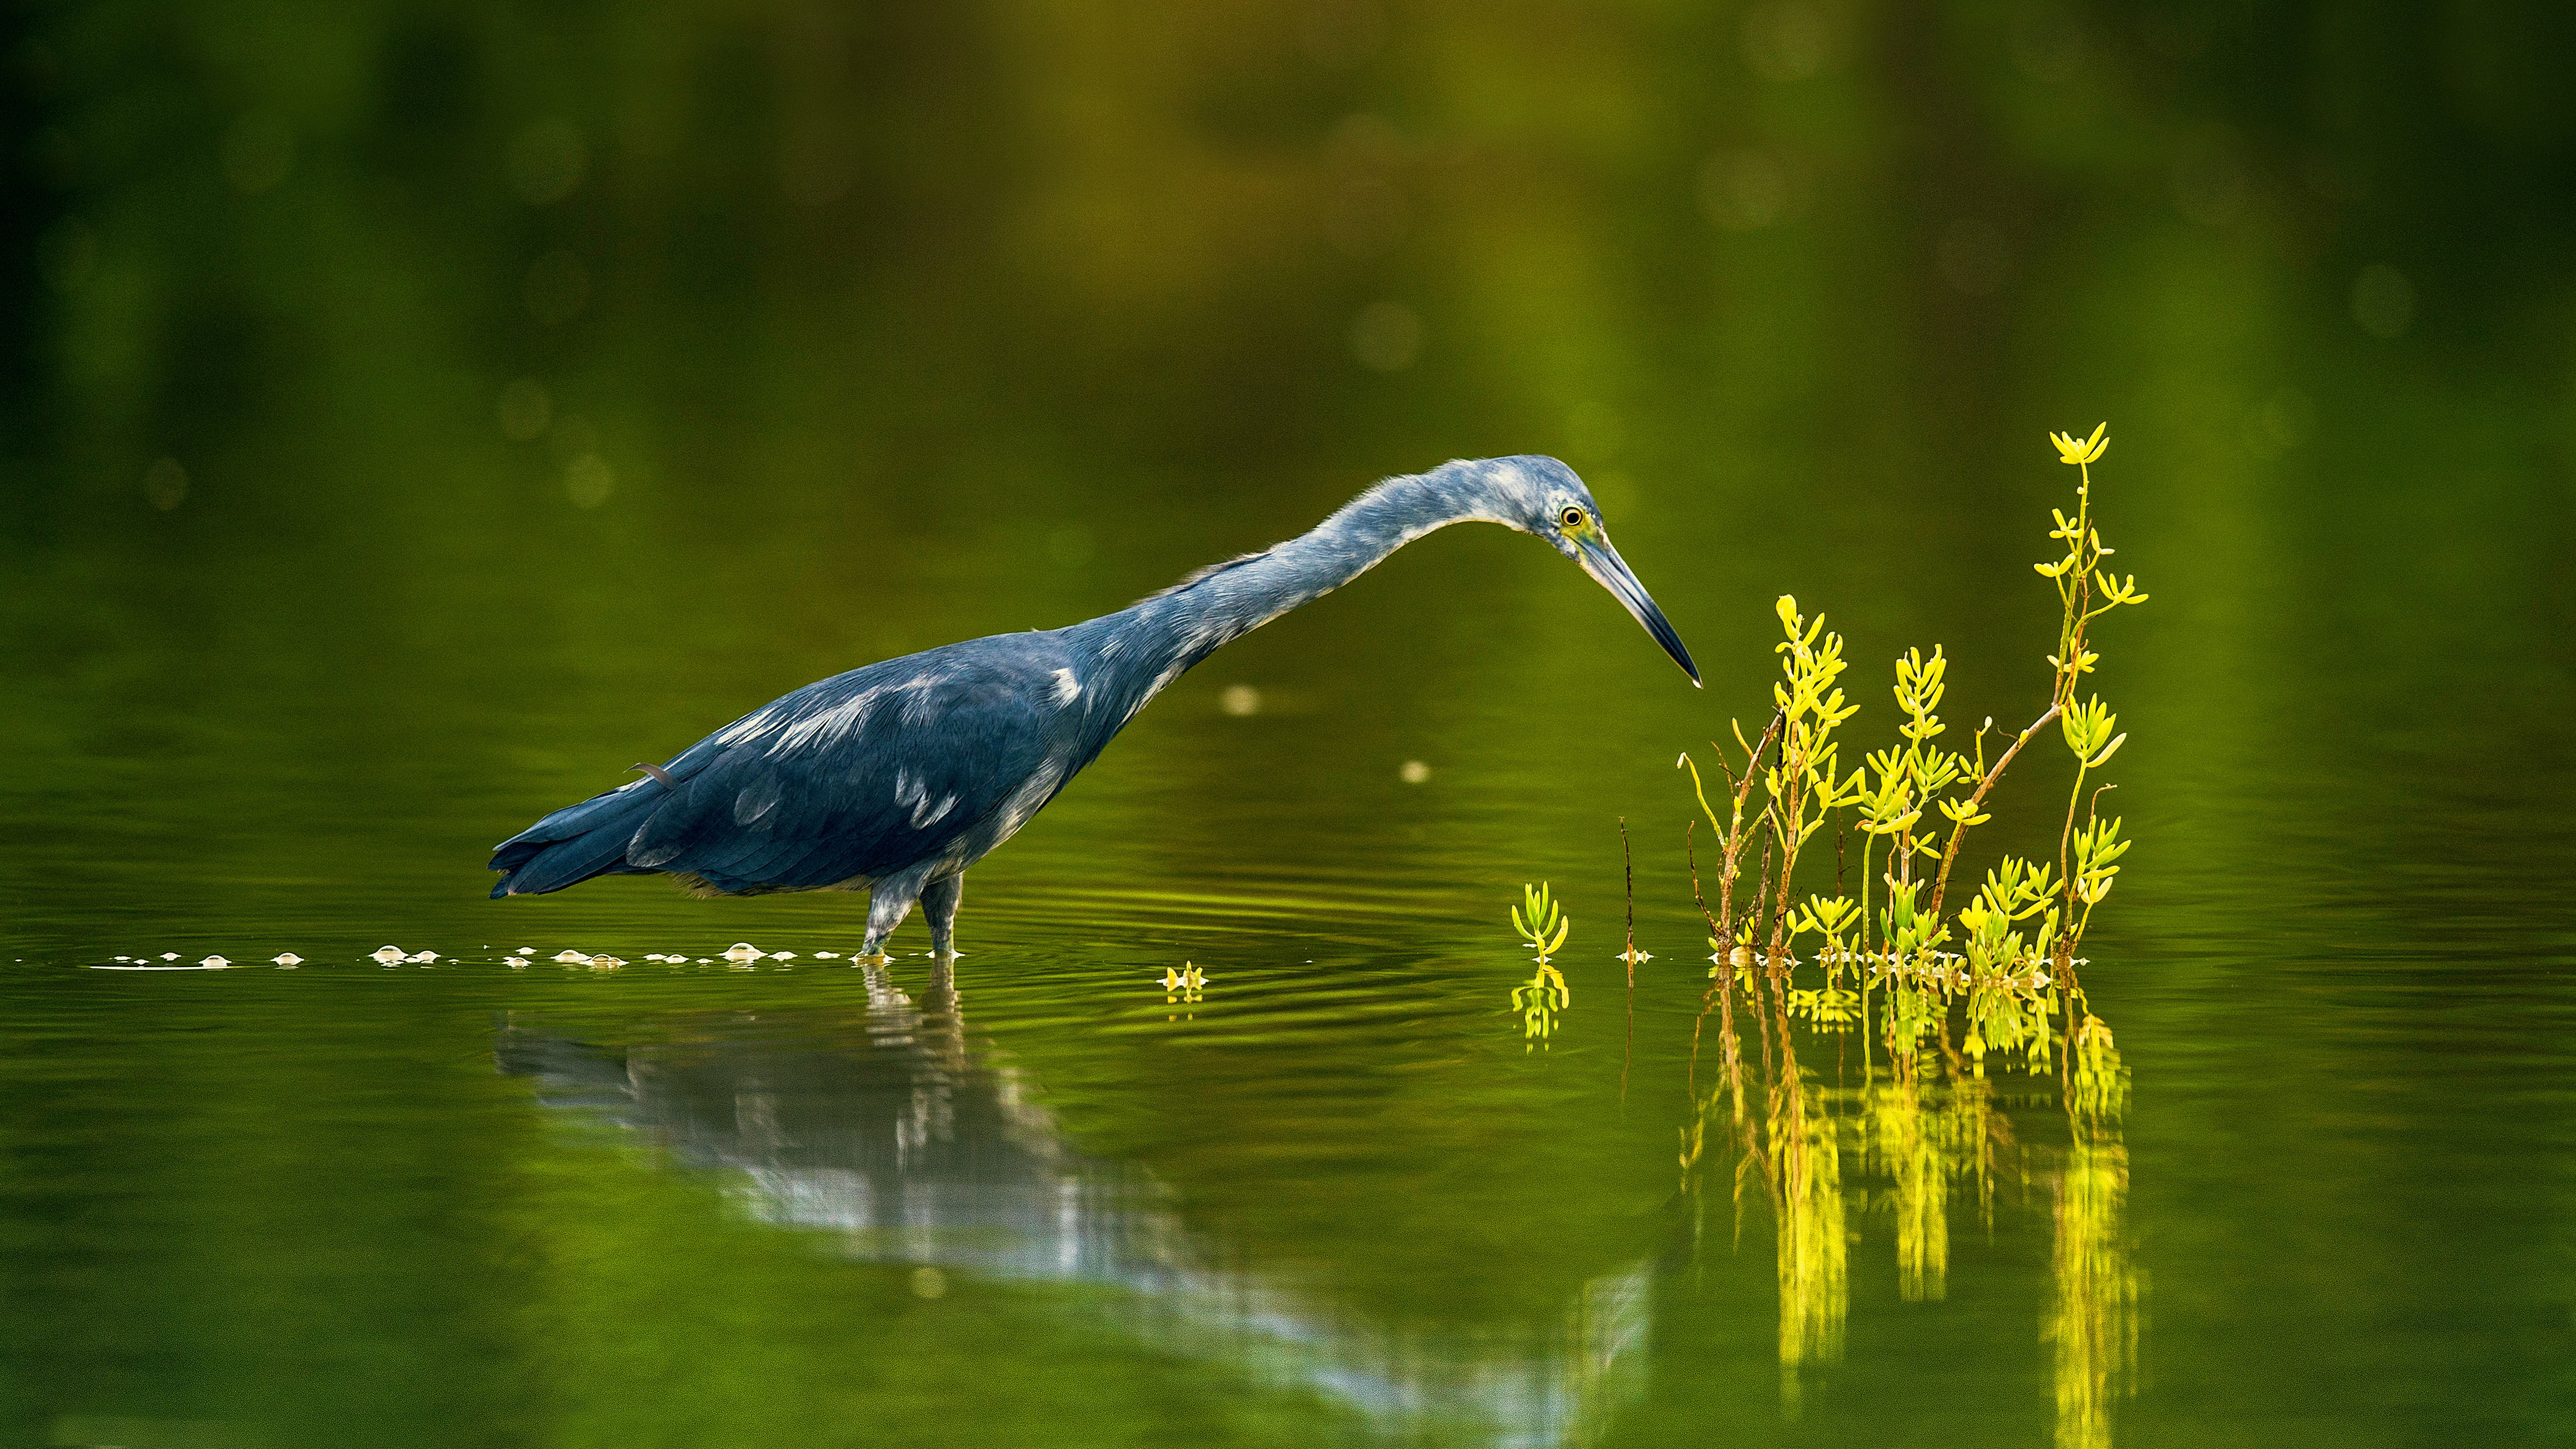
top-left (4, 3), bottom-right (2574, 1447)
top-left (5, 0), bottom-right (2571, 940)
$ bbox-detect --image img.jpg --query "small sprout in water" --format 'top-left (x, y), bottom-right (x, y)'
top-left (272, 953), bottom-right (301, 966)
top-left (1511, 882), bottom-right (1570, 962)
top-left (723, 942), bottom-right (764, 963)
top-left (199, 955), bottom-right (230, 969)
top-left (1160, 962), bottom-right (1207, 993)
top-left (372, 945), bottom-right (407, 965)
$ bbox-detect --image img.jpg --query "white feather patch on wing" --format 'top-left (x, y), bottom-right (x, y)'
top-left (765, 688), bottom-right (880, 756)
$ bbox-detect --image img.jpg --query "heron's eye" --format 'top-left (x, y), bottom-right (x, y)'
top-left (1559, 506), bottom-right (1586, 530)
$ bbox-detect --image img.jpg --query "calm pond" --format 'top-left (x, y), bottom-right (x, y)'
top-left (6, 7), bottom-right (2574, 1445)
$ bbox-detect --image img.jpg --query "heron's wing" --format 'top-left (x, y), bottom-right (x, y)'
top-left (622, 657), bottom-right (1062, 893)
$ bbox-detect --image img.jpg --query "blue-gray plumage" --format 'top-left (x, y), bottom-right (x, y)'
top-left (488, 456), bottom-right (1698, 958)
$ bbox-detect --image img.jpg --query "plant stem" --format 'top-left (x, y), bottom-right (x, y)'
top-left (2056, 758), bottom-right (2090, 935)
top-left (1620, 816), bottom-right (1637, 987)
top-left (1926, 700), bottom-right (2064, 920)
top-left (1687, 820), bottom-right (1719, 940)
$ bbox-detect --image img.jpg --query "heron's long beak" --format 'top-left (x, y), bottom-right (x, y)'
top-left (1576, 536), bottom-right (1701, 687)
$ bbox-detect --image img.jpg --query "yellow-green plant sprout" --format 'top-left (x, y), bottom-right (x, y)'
top-left (2038, 423), bottom-right (2148, 962)
top-left (1511, 881), bottom-right (1570, 962)
top-left (1748, 597), bottom-right (1867, 978)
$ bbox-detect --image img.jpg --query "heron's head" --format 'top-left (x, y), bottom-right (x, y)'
top-left (1454, 455), bottom-right (1700, 687)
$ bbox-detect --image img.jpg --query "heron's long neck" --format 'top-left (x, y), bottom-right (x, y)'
top-left (1075, 467), bottom-right (1502, 716)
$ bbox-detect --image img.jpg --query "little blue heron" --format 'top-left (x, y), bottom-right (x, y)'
top-left (490, 456), bottom-right (1698, 958)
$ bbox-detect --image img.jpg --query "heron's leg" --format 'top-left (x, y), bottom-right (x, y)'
top-left (923, 873), bottom-right (965, 956)
top-left (859, 876), bottom-right (924, 961)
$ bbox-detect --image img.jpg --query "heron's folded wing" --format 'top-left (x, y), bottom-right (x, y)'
top-left (623, 662), bottom-right (1057, 892)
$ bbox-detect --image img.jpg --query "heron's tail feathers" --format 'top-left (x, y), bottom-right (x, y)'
top-left (488, 784), bottom-right (664, 897)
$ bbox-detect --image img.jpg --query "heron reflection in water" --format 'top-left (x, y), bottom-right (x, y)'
top-left (496, 959), bottom-right (1649, 1446)
top-left (491, 457), bottom-right (1698, 958)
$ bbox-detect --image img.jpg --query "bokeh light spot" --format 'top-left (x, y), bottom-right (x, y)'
top-left (565, 454), bottom-right (615, 508)
top-left (1350, 300), bottom-right (1422, 371)
top-left (144, 457), bottom-right (188, 511)
top-left (2242, 387), bottom-right (2314, 460)
top-left (1743, 2), bottom-right (1832, 81)
top-left (505, 118), bottom-right (587, 205)
top-left (1700, 150), bottom-right (1807, 231)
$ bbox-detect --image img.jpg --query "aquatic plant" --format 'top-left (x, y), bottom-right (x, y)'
top-left (1511, 882), bottom-right (1570, 962)
top-left (1677, 424), bottom-right (2147, 1075)
top-left (1506, 882), bottom-right (1572, 1044)
top-left (1160, 962), bottom-right (1207, 1003)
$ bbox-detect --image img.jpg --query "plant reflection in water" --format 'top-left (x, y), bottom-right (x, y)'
top-left (1681, 973), bottom-right (2135, 1445)
top-left (1509, 882), bottom-right (1575, 1048)
top-left (496, 958), bottom-right (1649, 1447)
